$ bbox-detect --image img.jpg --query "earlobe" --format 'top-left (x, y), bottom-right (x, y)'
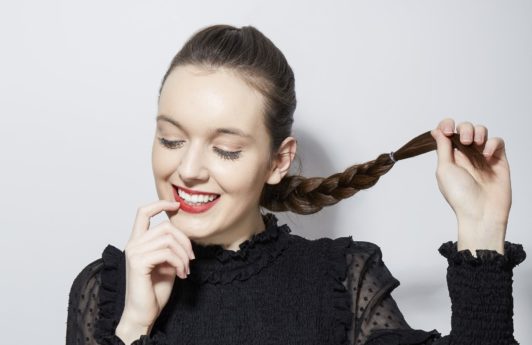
top-left (265, 137), bottom-right (297, 185)
top-left (266, 170), bottom-right (282, 185)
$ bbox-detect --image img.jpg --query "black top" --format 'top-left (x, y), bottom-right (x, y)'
top-left (65, 212), bottom-right (526, 345)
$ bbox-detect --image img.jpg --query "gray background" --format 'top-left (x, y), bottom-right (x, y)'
top-left (0, 0), bottom-right (530, 344)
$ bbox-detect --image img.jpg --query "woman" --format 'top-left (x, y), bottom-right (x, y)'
top-left (65, 24), bottom-right (526, 345)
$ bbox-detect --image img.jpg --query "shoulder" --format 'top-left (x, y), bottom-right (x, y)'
top-left (68, 245), bottom-right (123, 299)
top-left (286, 232), bottom-right (385, 269)
top-left (289, 232), bottom-right (383, 256)
top-left (68, 257), bottom-right (103, 299)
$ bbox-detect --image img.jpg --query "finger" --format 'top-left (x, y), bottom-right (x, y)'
top-left (136, 233), bottom-right (191, 275)
top-left (431, 127), bottom-right (455, 165)
top-left (138, 220), bottom-right (195, 260)
top-left (131, 200), bottom-right (180, 240)
top-left (473, 124), bottom-right (488, 146)
top-left (454, 146), bottom-right (476, 174)
top-left (483, 137), bottom-right (507, 161)
top-left (437, 117), bottom-right (455, 135)
top-left (456, 121), bottom-right (475, 145)
top-left (141, 248), bottom-right (189, 279)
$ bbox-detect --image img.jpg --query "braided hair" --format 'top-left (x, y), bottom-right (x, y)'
top-left (158, 24), bottom-right (493, 215)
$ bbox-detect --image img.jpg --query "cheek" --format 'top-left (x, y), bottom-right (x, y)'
top-left (152, 148), bottom-right (178, 178)
top-left (210, 156), bottom-right (267, 195)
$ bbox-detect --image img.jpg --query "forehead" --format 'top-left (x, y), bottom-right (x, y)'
top-left (158, 65), bottom-right (266, 137)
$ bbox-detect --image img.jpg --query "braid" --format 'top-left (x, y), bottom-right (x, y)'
top-left (260, 130), bottom-right (494, 215)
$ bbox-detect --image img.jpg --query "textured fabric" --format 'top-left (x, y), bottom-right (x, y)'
top-left (65, 212), bottom-right (526, 345)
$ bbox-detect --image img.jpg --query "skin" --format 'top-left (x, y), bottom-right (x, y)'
top-left (431, 119), bottom-right (510, 255)
top-left (152, 64), bottom-right (297, 251)
top-left (116, 66), bottom-right (510, 343)
top-left (117, 65), bottom-right (297, 344)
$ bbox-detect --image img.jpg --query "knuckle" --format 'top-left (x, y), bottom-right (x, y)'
top-left (163, 233), bottom-right (173, 244)
top-left (475, 124), bottom-right (487, 131)
top-left (136, 206), bottom-right (148, 217)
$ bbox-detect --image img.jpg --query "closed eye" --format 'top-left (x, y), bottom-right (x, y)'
top-left (157, 137), bottom-right (242, 161)
top-left (158, 137), bottom-right (185, 149)
top-left (213, 147), bottom-right (241, 160)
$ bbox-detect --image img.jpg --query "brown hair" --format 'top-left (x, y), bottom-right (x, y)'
top-left (158, 24), bottom-right (493, 215)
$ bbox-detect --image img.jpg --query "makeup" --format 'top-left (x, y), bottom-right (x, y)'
top-left (173, 185), bottom-right (221, 213)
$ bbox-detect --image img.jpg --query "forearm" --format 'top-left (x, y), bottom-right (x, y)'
top-left (438, 240), bottom-right (525, 345)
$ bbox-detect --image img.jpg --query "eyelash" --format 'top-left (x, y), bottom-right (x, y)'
top-left (157, 137), bottom-right (242, 161)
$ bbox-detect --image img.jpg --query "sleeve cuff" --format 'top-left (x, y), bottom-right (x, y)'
top-left (438, 241), bottom-right (526, 269)
top-left (93, 245), bottom-right (168, 345)
top-left (437, 240), bottom-right (526, 345)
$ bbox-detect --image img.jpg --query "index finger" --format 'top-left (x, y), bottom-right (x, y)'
top-left (131, 200), bottom-right (180, 240)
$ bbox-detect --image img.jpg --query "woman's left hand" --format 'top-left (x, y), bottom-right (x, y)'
top-left (430, 118), bottom-right (511, 255)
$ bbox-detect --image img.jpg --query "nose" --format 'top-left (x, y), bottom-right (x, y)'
top-left (177, 141), bottom-right (209, 183)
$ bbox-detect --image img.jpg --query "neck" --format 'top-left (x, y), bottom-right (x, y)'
top-left (192, 211), bottom-right (267, 251)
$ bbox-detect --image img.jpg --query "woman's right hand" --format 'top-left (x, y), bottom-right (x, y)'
top-left (116, 200), bottom-right (195, 339)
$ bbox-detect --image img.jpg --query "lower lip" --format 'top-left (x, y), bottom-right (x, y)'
top-left (173, 187), bottom-right (220, 214)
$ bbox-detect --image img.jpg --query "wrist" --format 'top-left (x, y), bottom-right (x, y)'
top-left (457, 218), bottom-right (506, 255)
top-left (115, 316), bottom-right (152, 345)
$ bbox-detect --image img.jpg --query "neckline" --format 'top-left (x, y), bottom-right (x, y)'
top-left (188, 212), bottom-right (291, 285)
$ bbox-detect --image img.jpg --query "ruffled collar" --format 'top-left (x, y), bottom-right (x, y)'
top-left (188, 212), bottom-right (291, 285)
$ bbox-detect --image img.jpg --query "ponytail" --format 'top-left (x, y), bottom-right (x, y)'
top-left (260, 131), bottom-right (493, 214)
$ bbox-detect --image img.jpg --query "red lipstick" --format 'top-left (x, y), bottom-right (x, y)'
top-left (172, 185), bottom-right (220, 214)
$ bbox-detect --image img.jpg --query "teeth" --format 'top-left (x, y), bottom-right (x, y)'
top-left (177, 188), bottom-right (218, 204)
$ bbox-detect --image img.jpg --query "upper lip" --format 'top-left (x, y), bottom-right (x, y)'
top-left (174, 184), bottom-right (220, 196)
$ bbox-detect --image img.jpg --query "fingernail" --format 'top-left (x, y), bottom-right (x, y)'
top-left (444, 127), bottom-right (453, 134)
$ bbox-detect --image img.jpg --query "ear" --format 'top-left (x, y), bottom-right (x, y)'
top-left (266, 136), bottom-right (297, 185)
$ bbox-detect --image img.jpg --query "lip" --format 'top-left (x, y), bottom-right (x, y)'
top-left (172, 185), bottom-right (220, 214)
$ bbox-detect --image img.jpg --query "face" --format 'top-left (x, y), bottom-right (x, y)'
top-left (152, 64), bottom-right (295, 249)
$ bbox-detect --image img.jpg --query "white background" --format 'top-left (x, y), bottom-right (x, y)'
top-left (0, 1), bottom-right (530, 344)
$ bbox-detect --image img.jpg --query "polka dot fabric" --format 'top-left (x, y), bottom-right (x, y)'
top-left (339, 239), bottom-right (526, 345)
top-left (65, 258), bottom-right (104, 345)
top-left (341, 241), bottom-right (441, 344)
top-left (65, 213), bottom-right (526, 345)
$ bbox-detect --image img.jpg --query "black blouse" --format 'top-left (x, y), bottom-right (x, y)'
top-left (65, 212), bottom-right (526, 345)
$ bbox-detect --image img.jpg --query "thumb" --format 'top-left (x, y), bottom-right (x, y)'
top-left (431, 128), bottom-right (454, 166)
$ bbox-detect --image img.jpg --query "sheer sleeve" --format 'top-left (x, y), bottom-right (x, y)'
top-left (342, 240), bottom-right (526, 345)
top-left (65, 245), bottom-right (168, 345)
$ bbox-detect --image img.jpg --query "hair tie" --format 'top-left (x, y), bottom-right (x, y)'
top-left (389, 151), bottom-right (397, 163)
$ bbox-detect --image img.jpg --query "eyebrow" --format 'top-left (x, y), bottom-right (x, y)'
top-left (156, 114), bottom-right (253, 139)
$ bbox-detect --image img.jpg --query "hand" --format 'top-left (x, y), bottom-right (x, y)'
top-left (430, 118), bottom-right (511, 254)
top-left (116, 200), bottom-right (195, 341)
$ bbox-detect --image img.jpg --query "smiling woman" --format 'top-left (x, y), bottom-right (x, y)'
top-left (151, 64), bottom-right (296, 249)
top-left (65, 24), bottom-right (526, 345)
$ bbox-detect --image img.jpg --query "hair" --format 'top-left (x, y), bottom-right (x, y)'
top-left (158, 24), bottom-right (494, 215)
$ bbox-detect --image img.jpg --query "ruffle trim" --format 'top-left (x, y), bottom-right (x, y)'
top-left (93, 244), bottom-right (125, 344)
top-left (364, 328), bottom-right (443, 345)
top-left (188, 213), bottom-right (292, 285)
top-left (94, 244), bottom-right (168, 345)
top-left (326, 236), bottom-right (356, 345)
top-left (130, 332), bottom-right (168, 345)
top-left (438, 241), bottom-right (526, 270)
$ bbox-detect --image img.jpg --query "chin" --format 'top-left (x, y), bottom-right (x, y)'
top-left (169, 212), bottom-right (217, 240)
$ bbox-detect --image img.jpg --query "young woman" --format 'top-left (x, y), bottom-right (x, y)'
top-left (65, 24), bottom-right (526, 345)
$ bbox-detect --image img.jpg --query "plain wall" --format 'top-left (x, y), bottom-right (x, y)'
top-left (0, 0), bottom-right (530, 343)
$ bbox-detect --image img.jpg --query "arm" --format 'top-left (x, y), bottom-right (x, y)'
top-left (65, 245), bottom-right (168, 345)
top-left (342, 239), bottom-right (525, 345)
top-left (66, 257), bottom-right (105, 345)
